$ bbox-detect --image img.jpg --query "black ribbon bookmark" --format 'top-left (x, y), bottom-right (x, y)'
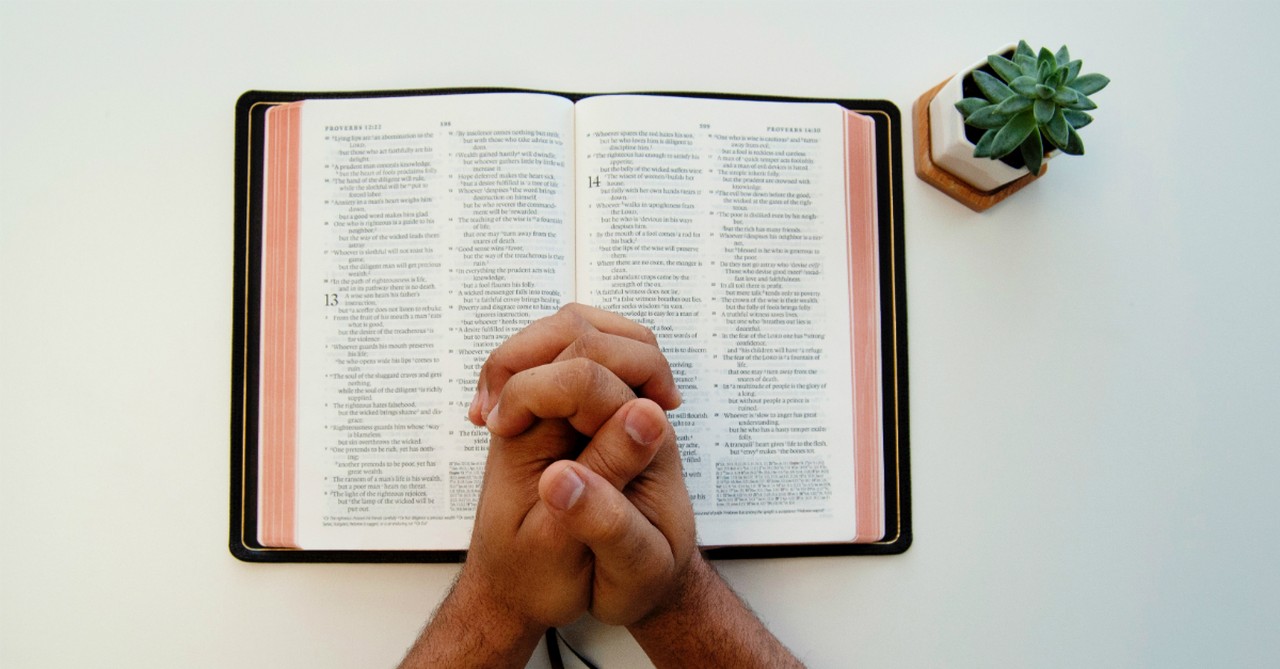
top-left (545, 628), bottom-right (601, 669)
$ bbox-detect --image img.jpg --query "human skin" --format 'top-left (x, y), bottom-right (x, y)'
top-left (399, 305), bottom-right (803, 668)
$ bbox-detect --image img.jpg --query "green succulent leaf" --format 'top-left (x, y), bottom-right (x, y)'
top-left (989, 110), bottom-right (1037, 159)
top-left (1021, 128), bottom-right (1045, 175)
top-left (1036, 84), bottom-right (1056, 99)
top-left (1015, 40), bottom-right (1035, 60)
top-left (1038, 47), bottom-right (1056, 71)
top-left (965, 105), bottom-right (1014, 129)
top-left (1062, 109), bottom-right (1093, 129)
top-left (1061, 126), bottom-right (1086, 155)
top-left (973, 128), bottom-right (999, 158)
top-left (1065, 59), bottom-right (1083, 83)
top-left (1055, 45), bottom-right (1071, 66)
top-left (1034, 98), bottom-right (1056, 125)
top-left (973, 69), bottom-right (1015, 103)
top-left (1015, 53), bottom-right (1038, 76)
top-left (1068, 73), bottom-right (1111, 96)
top-left (1010, 75), bottom-right (1039, 97)
top-left (1053, 87), bottom-right (1080, 106)
top-left (955, 97), bottom-right (990, 117)
top-left (995, 95), bottom-right (1034, 115)
top-left (1037, 59), bottom-right (1053, 81)
top-left (1046, 108), bottom-right (1070, 147)
top-left (1066, 93), bottom-right (1098, 111)
top-left (988, 55), bottom-right (1022, 84)
top-left (1049, 68), bottom-right (1067, 90)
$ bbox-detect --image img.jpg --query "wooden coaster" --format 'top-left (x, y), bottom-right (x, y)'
top-left (912, 78), bottom-right (1045, 212)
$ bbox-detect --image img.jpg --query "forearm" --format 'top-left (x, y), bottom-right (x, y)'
top-left (399, 568), bottom-right (545, 669)
top-left (627, 554), bottom-right (805, 669)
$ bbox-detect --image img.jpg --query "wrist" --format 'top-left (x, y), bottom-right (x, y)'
top-left (452, 563), bottom-right (547, 643)
top-left (399, 567), bottom-right (545, 669)
top-left (624, 553), bottom-right (806, 668)
top-left (627, 551), bottom-right (716, 633)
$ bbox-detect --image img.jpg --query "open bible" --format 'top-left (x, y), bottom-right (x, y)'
top-left (231, 89), bottom-right (910, 561)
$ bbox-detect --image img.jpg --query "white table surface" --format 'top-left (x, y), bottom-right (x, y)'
top-left (3, 1), bottom-right (1278, 667)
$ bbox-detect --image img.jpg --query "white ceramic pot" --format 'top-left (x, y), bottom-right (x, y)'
top-left (928, 48), bottom-right (1042, 192)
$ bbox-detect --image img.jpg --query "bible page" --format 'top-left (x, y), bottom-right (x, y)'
top-left (283, 93), bottom-right (576, 549)
top-left (573, 95), bottom-right (859, 547)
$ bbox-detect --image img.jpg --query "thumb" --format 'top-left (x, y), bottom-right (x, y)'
top-left (538, 460), bottom-right (673, 581)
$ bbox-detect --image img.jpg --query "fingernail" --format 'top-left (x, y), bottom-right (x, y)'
top-left (547, 466), bottom-right (584, 511)
top-left (624, 405), bottom-right (662, 445)
top-left (485, 400), bottom-right (501, 426)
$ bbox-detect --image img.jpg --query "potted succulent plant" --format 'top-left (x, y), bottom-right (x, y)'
top-left (914, 41), bottom-right (1110, 211)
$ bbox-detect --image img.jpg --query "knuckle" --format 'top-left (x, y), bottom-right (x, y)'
top-left (591, 502), bottom-right (632, 546)
top-left (501, 368), bottom-right (531, 399)
top-left (558, 336), bottom-right (592, 363)
top-left (569, 330), bottom-right (606, 360)
top-left (487, 343), bottom-right (518, 373)
top-left (553, 358), bottom-right (600, 396)
top-left (636, 324), bottom-right (658, 346)
top-left (586, 448), bottom-right (630, 489)
top-left (556, 303), bottom-right (589, 326)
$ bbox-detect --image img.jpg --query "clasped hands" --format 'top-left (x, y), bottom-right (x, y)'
top-left (457, 304), bottom-right (698, 634)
